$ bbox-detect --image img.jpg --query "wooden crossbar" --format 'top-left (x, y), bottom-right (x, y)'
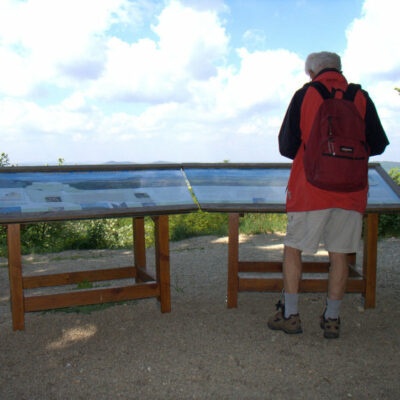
top-left (238, 276), bottom-right (365, 292)
top-left (22, 266), bottom-right (137, 289)
top-left (238, 261), bottom-right (362, 276)
top-left (24, 282), bottom-right (159, 312)
top-left (238, 261), bottom-right (331, 273)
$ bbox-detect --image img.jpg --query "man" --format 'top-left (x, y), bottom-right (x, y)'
top-left (268, 51), bottom-right (389, 338)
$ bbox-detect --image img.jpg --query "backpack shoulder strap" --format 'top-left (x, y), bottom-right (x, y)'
top-left (309, 81), bottom-right (332, 100)
top-left (343, 83), bottom-right (362, 101)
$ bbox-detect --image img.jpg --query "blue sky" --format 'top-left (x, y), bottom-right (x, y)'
top-left (0, 0), bottom-right (399, 165)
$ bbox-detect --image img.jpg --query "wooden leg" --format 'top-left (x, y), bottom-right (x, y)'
top-left (347, 253), bottom-right (356, 266)
top-left (363, 214), bottom-right (378, 308)
top-left (227, 213), bottom-right (239, 308)
top-left (7, 224), bottom-right (25, 331)
top-left (133, 217), bottom-right (146, 282)
top-left (347, 253), bottom-right (359, 277)
top-left (154, 216), bottom-right (171, 313)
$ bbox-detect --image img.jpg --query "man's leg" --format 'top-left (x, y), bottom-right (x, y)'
top-left (327, 252), bottom-right (349, 301)
top-left (323, 209), bottom-right (361, 319)
top-left (325, 252), bottom-right (348, 319)
top-left (320, 252), bottom-right (348, 339)
top-left (283, 245), bottom-right (303, 294)
top-left (282, 245), bottom-right (302, 317)
top-left (267, 245), bottom-right (303, 334)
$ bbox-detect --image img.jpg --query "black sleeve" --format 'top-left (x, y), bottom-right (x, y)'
top-left (278, 85), bottom-right (308, 160)
top-left (362, 90), bottom-right (389, 156)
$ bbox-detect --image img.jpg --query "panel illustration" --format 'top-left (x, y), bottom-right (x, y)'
top-left (0, 168), bottom-right (197, 222)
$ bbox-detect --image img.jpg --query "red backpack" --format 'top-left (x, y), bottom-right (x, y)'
top-left (303, 82), bottom-right (369, 192)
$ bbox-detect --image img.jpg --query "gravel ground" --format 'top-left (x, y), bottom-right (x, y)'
top-left (0, 234), bottom-right (399, 399)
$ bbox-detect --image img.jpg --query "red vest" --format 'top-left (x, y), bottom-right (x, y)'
top-left (286, 71), bottom-right (368, 214)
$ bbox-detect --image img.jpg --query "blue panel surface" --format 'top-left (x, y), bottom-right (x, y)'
top-left (184, 166), bottom-right (400, 210)
top-left (367, 169), bottom-right (400, 204)
top-left (1, 164), bottom-right (399, 221)
top-left (0, 168), bottom-right (196, 222)
top-left (185, 168), bottom-right (289, 205)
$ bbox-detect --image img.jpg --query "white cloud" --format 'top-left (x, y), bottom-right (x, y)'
top-left (0, 0), bottom-right (130, 96)
top-left (342, 0), bottom-right (400, 148)
top-left (86, 0), bottom-right (229, 103)
top-left (0, 47), bottom-right (32, 96)
top-left (343, 0), bottom-right (400, 84)
top-left (61, 92), bottom-right (95, 113)
top-left (0, 98), bottom-right (93, 141)
top-left (215, 48), bottom-right (304, 116)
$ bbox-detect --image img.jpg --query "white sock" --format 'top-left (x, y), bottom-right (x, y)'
top-left (324, 298), bottom-right (342, 319)
top-left (284, 293), bottom-right (299, 318)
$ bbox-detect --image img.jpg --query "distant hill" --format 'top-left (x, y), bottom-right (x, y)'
top-left (105, 161), bottom-right (136, 164)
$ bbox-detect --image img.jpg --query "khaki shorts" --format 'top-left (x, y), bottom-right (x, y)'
top-left (284, 208), bottom-right (363, 254)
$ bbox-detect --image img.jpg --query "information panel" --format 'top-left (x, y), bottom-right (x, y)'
top-left (0, 166), bottom-right (197, 223)
top-left (184, 164), bottom-right (400, 212)
top-left (1, 163), bottom-right (399, 222)
top-left (185, 167), bottom-right (289, 211)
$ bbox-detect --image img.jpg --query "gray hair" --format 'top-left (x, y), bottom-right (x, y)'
top-left (305, 52), bottom-right (342, 77)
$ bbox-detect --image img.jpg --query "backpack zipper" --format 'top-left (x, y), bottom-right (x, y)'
top-left (328, 116), bottom-right (336, 155)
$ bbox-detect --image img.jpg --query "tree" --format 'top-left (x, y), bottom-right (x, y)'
top-left (0, 153), bottom-right (10, 167)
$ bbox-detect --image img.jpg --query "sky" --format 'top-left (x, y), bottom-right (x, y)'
top-left (0, 0), bottom-right (399, 165)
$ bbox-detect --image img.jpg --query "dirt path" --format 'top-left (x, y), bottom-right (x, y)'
top-left (0, 234), bottom-right (399, 399)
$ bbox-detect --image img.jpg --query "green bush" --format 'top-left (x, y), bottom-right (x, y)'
top-left (169, 211), bottom-right (228, 241)
top-left (60, 219), bottom-right (132, 250)
top-left (0, 218), bottom-right (134, 256)
top-left (239, 213), bottom-right (287, 235)
top-left (20, 222), bottom-right (68, 253)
